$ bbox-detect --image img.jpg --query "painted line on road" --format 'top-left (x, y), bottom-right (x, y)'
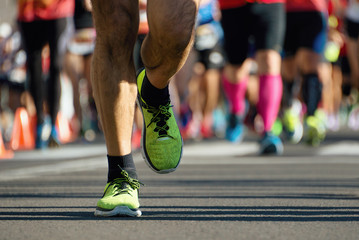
top-left (12, 144), bottom-right (107, 161)
top-left (318, 141), bottom-right (359, 156)
top-left (183, 141), bottom-right (259, 157)
top-left (0, 157), bottom-right (106, 182)
top-left (1, 141), bottom-right (359, 182)
top-left (0, 152), bottom-right (143, 182)
top-left (181, 157), bottom-right (359, 165)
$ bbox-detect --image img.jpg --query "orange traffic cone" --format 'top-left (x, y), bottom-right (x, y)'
top-left (56, 112), bottom-right (77, 144)
top-left (0, 130), bottom-right (14, 159)
top-left (10, 107), bottom-right (35, 150)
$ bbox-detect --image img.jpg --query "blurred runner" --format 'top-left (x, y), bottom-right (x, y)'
top-left (17, 0), bottom-right (75, 148)
top-left (219, 0), bottom-right (285, 155)
top-left (281, 0), bottom-right (328, 146)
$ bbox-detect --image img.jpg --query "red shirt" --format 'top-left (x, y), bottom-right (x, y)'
top-left (286, 0), bottom-right (327, 12)
top-left (18, 0), bottom-right (75, 22)
top-left (219, 0), bottom-right (285, 10)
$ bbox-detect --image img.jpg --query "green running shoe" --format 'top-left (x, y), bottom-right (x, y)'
top-left (305, 111), bottom-right (326, 147)
top-left (282, 109), bottom-right (303, 144)
top-left (136, 68), bottom-right (183, 174)
top-left (271, 118), bottom-right (283, 137)
top-left (95, 169), bottom-right (142, 217)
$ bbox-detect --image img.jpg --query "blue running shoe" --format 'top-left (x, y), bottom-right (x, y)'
top-left (259, 132), bottom-right (283, 155)
top-left (35, 124), bottom-right (48, 149)
top-left (35, 118), bottom-right (51, 149)
top-left (225, 113), bottom-right (245, 143)
top-left (48, 125), bottom-right (60, 148)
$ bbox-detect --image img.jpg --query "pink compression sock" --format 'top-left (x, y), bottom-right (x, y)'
top-left (257, 74), bottom-right (283, 132)
top-left (222, 75), bottom-right (248, 116)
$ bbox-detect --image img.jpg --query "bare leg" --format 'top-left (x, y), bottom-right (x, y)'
top-left (64, 53), bottom-right (83, 128)
top-left (141, 0), bottom-right (200, 88)
top-left (203, 68), bottom-right (221, 112)
top-left (91, 0), bottom-right (139, 156)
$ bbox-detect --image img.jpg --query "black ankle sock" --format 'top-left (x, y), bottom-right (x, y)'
top-left (282, 79), bottom-right (295, 108)
top-left (107, 154), bottom-right (137, 182)
top-left (141, 73), bottom-right (170, 107)
top-left (302, 73), bottom-right (322, 116)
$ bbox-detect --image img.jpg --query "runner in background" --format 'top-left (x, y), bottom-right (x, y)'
top-left (219, 0), bottom-right (285, 155)
top-left (17, 0), bottom-right (75, 148)
top-left (182, 0), bottom-right (225, 140)
top-left (64, 0), bottom-right (98, 142)
top-left (320, 0), bottom-right (346, 131)
top-left (281, 0), bottom-right (328, 146)
top-left (343, 0), bottom-right (359, 130)
top-left (345, 0), bottom-right (359, 95)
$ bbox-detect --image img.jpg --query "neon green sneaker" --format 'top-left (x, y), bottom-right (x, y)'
top-left (136, 68), bottom-right (183, 174)
top-left (282, 108), bottom-right (303, 144)
top-left (305, 110), bottom-right (326, 147)
top-left (271, 118), bottom-right (283, 137)
top-left (94, 170), bottom-right (142, 217)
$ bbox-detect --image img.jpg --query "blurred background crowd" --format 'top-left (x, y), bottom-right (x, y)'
top-left (0, 0), bottom-right (358, 157)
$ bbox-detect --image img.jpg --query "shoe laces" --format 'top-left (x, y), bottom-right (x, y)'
top-left (143, 101), bottom-right (174, 138)
top-left (108, 167), bottom-right (143, 196)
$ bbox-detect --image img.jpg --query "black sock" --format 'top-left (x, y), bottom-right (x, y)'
top-left (302, 73), bottom-right (322, 116)
top-left (141, 73), bottom-right (170, 107)
top-left (282, 79), bottom-right (295, 108)
top-left (107, 154), bottom-right (137, 182)
top-left (342, 83), bottom-right (351, 97)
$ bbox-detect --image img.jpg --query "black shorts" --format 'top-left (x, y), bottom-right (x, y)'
top-left (345, 17), bottom-right (359, 40)
top-left (337, 55), bottom-right (351, 75)
top-left (220, 3), bottom-right (285, 65)
top-left (194, 22), bottom-right (225, 69)
top-left (194, 42), bottom-right (225, 69)
top-left (284, 11), bottom-right (327, 56)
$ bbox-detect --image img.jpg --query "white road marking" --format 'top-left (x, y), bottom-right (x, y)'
top-left (0, 157), bottom-right (106, 181)
top-left (317, 141), bottom-right (359, 156)
top-left (11, 144), bottom-right (107, 161)
top-left (183, 141), bottom-right (258, 157)
top-left (1, 141), bottom-right (358, 182)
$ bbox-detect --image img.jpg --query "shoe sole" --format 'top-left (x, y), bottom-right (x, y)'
top-left (259, 139), bottom-right (284, 155)
top-left (94, 206), bottom-right (142, 217)
top-left (306, 126), bottom-right (325, 147)
top-left (136, 68), bottom-right (183, 174)
top-left (225, 126), bottom-right (246, 143)
top-left (285, 123), bottom-right (303, 144)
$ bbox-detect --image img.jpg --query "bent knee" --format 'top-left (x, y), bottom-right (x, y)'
top-left (152, 3), bottom-right (197, 53)
top-left (92, 1), bottom-right (138, 44)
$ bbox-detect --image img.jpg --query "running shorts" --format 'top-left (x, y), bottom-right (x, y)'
top-left (345, 17), bottom-right (359, 40)
top-left (220, 3), bottom-right (285, 65)
top-left (284, 11), bottom-right (327, 56)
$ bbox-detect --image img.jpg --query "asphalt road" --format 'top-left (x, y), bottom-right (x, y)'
top-left (0, 130), bottom-right (358, 240)
top-left (0, 3), bottom-right (358, 239)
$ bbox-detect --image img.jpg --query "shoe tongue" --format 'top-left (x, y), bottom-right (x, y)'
top-left (120, 181), bottom-right (129, 188)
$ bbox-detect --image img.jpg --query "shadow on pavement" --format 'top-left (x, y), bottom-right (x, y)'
top-left (0, 205), bottom-right (358, 222)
